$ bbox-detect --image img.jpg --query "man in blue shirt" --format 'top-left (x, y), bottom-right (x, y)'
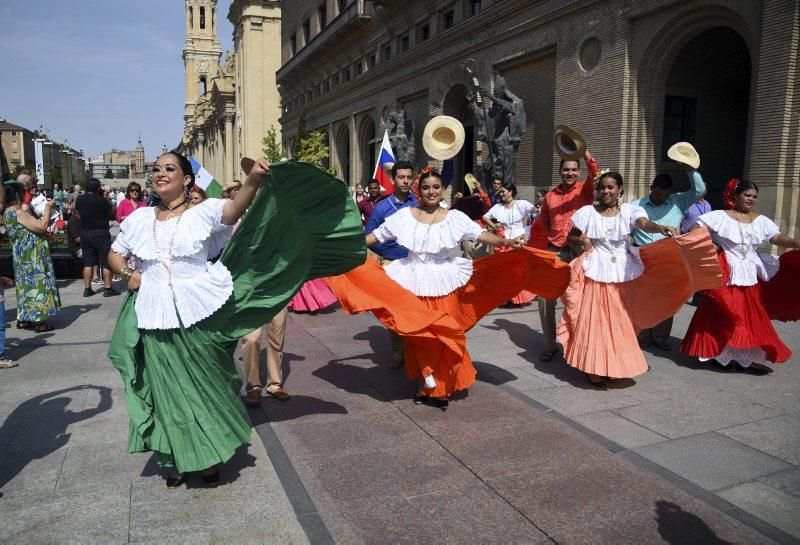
top-left (364, 160), bottom-right (417, 367)
top-left (632, 166), bottom-right (705, 349)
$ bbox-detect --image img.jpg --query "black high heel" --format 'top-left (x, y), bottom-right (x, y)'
top-left (166, 471), bottom-right (186, 489)
top-left (202, 468), bottom-right (221, 487)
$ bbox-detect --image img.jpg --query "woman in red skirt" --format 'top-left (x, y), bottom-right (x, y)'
top-left (327, 170), bottom-right (570, 410)
top-left (681, 179), bottom-right (800, 374)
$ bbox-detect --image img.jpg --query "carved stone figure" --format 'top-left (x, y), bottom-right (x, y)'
top-left (386, 110), bottom-right (415, 163)
top-left (466, 72), bottom-right (526, 185)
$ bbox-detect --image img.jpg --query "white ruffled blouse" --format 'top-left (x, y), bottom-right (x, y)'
top-left (572, 203), bottom-right (648, 283)
top-left (111, 198), bottom-right (234, 330)
top-left (484, 200), bottom-right (534, 239)
top-left (372, 208), bottom-right (484, 297)
top-left (697, 210), bottom-right (780, 286)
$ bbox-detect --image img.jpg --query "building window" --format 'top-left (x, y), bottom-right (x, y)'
top-left (290, 33), bottom-right (297, 56)
top-left (343, 67), bottom-right (351, 82)
top-left (355, 61), bottom-right (363, 76)
top-left (324, 80), bottom-right (331, 92)
top-left (470, 0), bottom-right (482, 15)
top-left (199, 76), bottom-right (207, 96)
top-left (367, 52), bottom-right (377, 69)
top-left (381, 42), bottom-right (392, 62)
top-left (337, 0), bottom-right (347, 15)
top-left (662, 95), bottom-right (697, 158)
top-left (189, 6), bottom-right (193, 29)
top-left (418, 23), bottom-right (430, 42)
top-left (578, 37), bottom-right (602, 72)
top-left (318, 3), bottom-right (327, 30)
top-left (442, 9), bottom-right (455, 29)
top-left (334, 73), bottom-right (341, 86)
top-left (399, 33), bottom-right (410, 53)
top-left (302, 18), bottom-right (311, 44)
top-left (200, 6), bottom-right (206, 29)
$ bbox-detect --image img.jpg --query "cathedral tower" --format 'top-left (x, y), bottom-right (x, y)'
top-left (133, 133), bottom-right (145, 177)
top-left (182, 0), bottom-right (222, 129)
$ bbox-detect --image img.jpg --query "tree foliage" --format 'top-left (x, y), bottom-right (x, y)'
top-left (104, 168), bottom-right (114, 179)
top-left (291, 107), bottom-right (335, 175)
top-left (261, 125), bottom-right (282, 163)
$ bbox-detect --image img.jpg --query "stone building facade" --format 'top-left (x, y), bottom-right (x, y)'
top-left (180, 0), bottom-right (283, 184)
top-left (277, 0), bottom-right (799, 237)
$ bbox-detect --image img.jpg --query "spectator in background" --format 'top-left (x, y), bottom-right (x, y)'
top-left (357, 180), bottom-right (382, 226)
top-left (681, 196), bottom-right (712, 234)
top-left (116, 182), bottom-right (146, 224)
top-left (53, 183), bottom-right (65, 218)
top-left (223, 180), bottom-right (242, 200)
top-left (66, 208), bottom-right (82, 260)
top-left (189, 185), bottom-right (207, 205)
top-left (75, 178), bottom-right (118, 298)
top-left (490, 177), bottom-right (503, 206)
top-left (531, 189), bottom-right (547, 222)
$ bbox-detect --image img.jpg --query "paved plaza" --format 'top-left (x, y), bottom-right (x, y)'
top-left (0, 279), bottom-right (798, 543)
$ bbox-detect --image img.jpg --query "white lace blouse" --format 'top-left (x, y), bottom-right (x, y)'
top-left (111, 198), bottom-right (235, 330)
top-left (696, 211), bottom-right (780, 286)
top-left (571, 203), bottom-right (648, 283)
top-left (372, 208), bottom-right (484, 297)
top-left (484, 200), bottom-right (534, 239)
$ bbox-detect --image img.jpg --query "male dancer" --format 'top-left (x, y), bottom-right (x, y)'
top-left (530, 149), bottom-right (599, 361)
top-left (632, 166), bottom-right (705, 349)
top-left (364, 161), bottom-right (417, 367)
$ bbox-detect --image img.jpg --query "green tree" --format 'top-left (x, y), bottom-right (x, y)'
top-left (115, 167), bottom-right (129, 179)
top-left (293, 108), bottom-right (308, 158)
top-left (261, 125), bottom-right (282, 163)
top-left (295, 130), bottom-right (335, 175)
top-left (104, 168), bottom-right (114, 179)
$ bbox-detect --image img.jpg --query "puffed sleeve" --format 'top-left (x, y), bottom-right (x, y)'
top-left (627, 204), bottom-right (648, 229)
top-left (192, 197), bottom-right (226, 228)
top-left (483, 203), bottom-right (502, 221)
top-left (450, 210), bottom-right (483, 242)
top-left (570, 205), bottom-right (592, 233)
top-left (371, 210), bottom-right (401, 243)
top-left (756, 216), bottom-right (780, 242)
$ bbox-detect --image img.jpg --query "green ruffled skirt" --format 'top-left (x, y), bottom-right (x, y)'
top-left (108, 161), bottom-right (366, 472)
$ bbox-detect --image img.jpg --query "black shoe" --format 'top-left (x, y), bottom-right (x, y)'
top-left (202, 468), bottom-right (221, 487)
top-left (103, 287), bottom-right (120, 297)
top-left (414, 395), bottom-right (448, 411)
top-left (740, 362), bottom-right (773, 376)
top-left (83, 288), bottom-right (95, 297)
top-left (166, 471), bottom-right (185, 489)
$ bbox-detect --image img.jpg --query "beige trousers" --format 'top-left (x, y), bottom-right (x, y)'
top-left (242, 306), bottom-right (288, 393)
top-left (538, 245), bottom-right (580, 352)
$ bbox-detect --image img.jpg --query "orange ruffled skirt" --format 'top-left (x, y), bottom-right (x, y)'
top-left (557, 228), bottom-right (722, 378)
top-left (494, 242), bottom-right (536, 305)
top-left (326, 247), bottom-right (570, 398)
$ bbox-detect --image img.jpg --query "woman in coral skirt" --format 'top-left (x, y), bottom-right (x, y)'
top-left (327, 170), bottom-right (571, 410)
top-left (558, 171), bottom-right (721, 386)
top-left (681, 179), bottom-right (800, 374)
top-left (482, 181), bottom-right (536, 305)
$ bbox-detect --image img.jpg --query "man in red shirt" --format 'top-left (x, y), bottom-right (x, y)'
top-left (529, 149), bottom-right (600, 361)
top-left (357, 179), bottom-right (383, 226)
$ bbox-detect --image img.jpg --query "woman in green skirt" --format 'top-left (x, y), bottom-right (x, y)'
top-left (107, 152), bottom-right (364, 488)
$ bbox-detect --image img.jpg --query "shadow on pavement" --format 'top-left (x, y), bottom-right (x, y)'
top-left (259, 394), bottom-right (348, 423)
top-left (0, 385), bottom-right (112, 497)
top-left (656, 500), bottom-right (734, 544)
top-left (139, 443), bottom-right (257, 488)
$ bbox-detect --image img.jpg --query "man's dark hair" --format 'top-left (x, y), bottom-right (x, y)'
top-left (651, 173), bottom-right (673, 190)
top-left (86, 178), bottom-right (102, 193)
top-left (559, 158), bottom-right (581, 170)
top-left (390, 160), bottom-right (414, 178)
top-left (367, 179), bottom-right (380, 186)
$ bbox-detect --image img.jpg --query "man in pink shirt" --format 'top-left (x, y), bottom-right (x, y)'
top-left (529, 149), bottom-right (599, 361)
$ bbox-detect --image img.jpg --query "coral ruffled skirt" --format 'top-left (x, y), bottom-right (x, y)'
top-left (557, 229), bottom-right (722, 378)
top-left (289, 278), bottom-right (338, 312)
top-left (680, 249), bottom-right (800, 365)
top-left (494, 242), bottom-right (536, 305)
top-left (326, 247), bottom-right (571, 398)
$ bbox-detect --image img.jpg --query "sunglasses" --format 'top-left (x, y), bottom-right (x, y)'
top-left (129, 189), bottom-right (140, 193)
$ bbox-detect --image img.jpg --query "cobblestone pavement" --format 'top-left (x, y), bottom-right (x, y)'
top-left (0, 280), bottom-right (797, 543)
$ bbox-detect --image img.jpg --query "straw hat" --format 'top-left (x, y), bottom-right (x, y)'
top-left (667, 142), bottom-right (700, 169)
top-left (224, 178), bottom-right (243, 191)
top-left (553, 124), bottom-right (586, 161)
top-left (464, 173), bottom-right (480, 193)
top-left (240, 157), bottom-right (255, 175)
top-left (422, 116), bottom-right (465, 160)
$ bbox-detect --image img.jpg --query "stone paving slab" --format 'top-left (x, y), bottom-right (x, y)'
top-left (1, 280), bottom-right (798, 542)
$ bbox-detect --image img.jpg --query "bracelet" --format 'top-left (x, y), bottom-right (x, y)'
top-left (120, 267), bottom-right (135, 283)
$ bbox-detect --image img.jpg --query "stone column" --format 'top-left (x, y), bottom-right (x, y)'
top-left (224, 113), bottom-right (235, 184)
top-left (197, 131), bottom-right (206, 165)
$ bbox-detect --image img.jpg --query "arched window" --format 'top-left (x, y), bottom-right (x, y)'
top-left (200, 6), bottom-right (206, 29)
top-left (199, 76), bottom-right (207, 96)
top-left (189, 6), bottom-right (193, 29)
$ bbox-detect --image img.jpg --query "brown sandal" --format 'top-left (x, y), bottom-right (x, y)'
top-left (267, 388), bottom-right (291, 401)
top-left (244, 388), bottom-right (262, 407)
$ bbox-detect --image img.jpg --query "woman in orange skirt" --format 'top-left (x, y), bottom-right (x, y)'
top-left (558, 172), bottom-right (722, 386)
top-left (327, 170), bottom-right (570, 409)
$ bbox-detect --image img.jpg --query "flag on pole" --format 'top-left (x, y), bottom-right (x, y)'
top-left (372, 131), bottom-right (396, 194)
top-left (189, 157), bottom-right (224, 198)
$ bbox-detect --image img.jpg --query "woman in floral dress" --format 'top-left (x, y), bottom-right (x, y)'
top-left (3, 183), bottom-right (61, 332)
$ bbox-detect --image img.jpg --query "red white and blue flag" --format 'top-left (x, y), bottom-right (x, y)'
top-left (372, 130), bottom-right (395, 194)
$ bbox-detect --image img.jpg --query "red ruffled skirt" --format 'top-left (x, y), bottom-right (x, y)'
top-left (680, 249), bottom-right (800, 364)
top-left (288, 278), bottom-right (338, 313)
top-left (557, 229), bottom-right (722, 378)
top-left (326, 248), bottom-right (571, 397)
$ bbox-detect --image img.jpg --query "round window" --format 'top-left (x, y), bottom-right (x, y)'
top-left (579, 37), bottom-right (602, 73)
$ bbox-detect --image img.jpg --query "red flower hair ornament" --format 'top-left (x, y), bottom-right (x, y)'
top-left (723, 178), bottom-right (741, 210)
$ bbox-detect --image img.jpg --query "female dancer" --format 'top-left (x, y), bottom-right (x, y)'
top-left (482, 181), bottom-right (536, 304)
top-left (559, 172), bottom-right (721, 385)
top-left (327, 170), bottom-right (570, 409)
top-left (107, 152), bottom-right (364, 487)
top-left (681, 179), bottom-right (800, 374)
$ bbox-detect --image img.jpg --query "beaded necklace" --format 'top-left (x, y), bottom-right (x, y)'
top-left (152, 206), bottom-right (186, 301)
